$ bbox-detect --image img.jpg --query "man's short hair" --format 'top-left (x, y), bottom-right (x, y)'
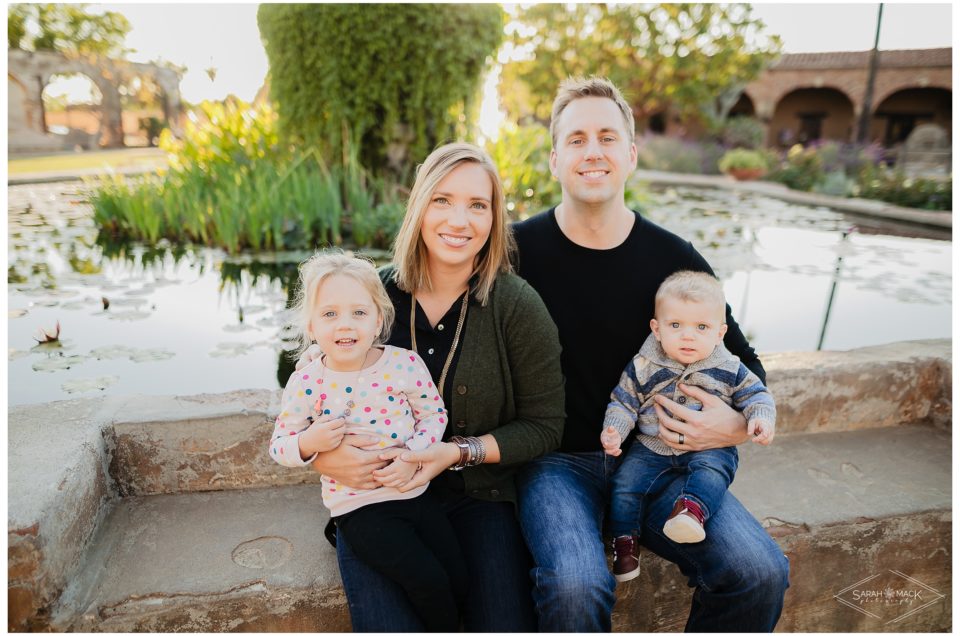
top-left (655, 271), bottom-right (727, 321)
top-left (549, 76), bottom-right (635, 147)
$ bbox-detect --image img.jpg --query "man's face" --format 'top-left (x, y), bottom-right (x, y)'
top-left (550, 96), bottom-right (637, 208)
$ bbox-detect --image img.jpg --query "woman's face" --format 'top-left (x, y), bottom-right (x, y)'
top-left (419, 162), bottom-right (494, 276)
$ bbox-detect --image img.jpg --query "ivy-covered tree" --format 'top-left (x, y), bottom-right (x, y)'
top-left (8, 3), bottom-right (132, 58)
top-left (257, 4), bottom-right (504, 178)
top-left (501, 3), bottom-right (781, 131)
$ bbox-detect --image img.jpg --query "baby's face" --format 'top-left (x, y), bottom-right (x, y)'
top-left (651, 297), bottom-right (728, 365)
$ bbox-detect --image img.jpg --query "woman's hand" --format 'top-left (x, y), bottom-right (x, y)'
top-left (295, 343), bottom-right (323, 371)
top-left (371, 448), bottom-right (421, 488)
top-left (309, 434), bottom-right (387, 489)
top-left (653, 384), bottom-right (750, 451)
top-left (382, 442), bottom-right (460, 493)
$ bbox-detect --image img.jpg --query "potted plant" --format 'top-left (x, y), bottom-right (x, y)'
top-left (718, 148), bottom-right (768, 181)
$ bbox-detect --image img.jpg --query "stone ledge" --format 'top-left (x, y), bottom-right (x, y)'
top-left (50, 425), bottom-right (950, 632)
top-left (7, 339), bottom-right (952, 631)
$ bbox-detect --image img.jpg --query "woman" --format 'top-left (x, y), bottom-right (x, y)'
top-left (301, 142), bottom-right (564, 631)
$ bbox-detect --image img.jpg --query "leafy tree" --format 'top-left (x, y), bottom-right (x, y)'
top-left (258, 4), bottom-right (504, 178)
top-left (8, 3), bottom-right (132, 58)
top-left (501, 3), bottom-right (781, 131)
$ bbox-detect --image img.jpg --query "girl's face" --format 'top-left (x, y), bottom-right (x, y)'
top-left (419, 162), bottom-right (494, 276)
top-left (308, 274), bottom-right (382, 372)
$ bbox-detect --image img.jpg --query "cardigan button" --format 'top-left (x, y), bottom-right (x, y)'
top-left (456, 384), bottom-right (468, 395)
top-left (455, 420), bottom-right (466, 429)
top-left (490, 489), bottom-right (500, 498)
top-left (677, 396), bottom-right (686, 404)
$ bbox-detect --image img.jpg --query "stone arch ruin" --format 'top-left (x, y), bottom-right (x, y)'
top-left (8, 48), bottom-right (182, 153)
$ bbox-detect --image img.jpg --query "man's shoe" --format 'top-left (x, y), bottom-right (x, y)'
top-left (612, 535), bottom-right (640, 582)
top-left (663, 497), bottom-right (707, 543)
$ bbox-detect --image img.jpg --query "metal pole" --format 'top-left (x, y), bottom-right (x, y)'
top-left (856, 3), bottom-right (884, 143)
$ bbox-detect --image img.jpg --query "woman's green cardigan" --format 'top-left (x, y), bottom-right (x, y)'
top-left (381, 266), bottom-right (565, 505)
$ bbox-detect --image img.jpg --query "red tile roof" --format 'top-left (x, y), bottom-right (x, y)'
top-left (772, 48), bottom-right (951, 70)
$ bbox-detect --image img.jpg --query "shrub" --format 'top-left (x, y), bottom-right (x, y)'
top-left (257, 4), bottom-right (503, 178)
top-left (766, 144), bottom-right (824, 191)
top-left (88, 99), bottom-right (403, 252)
top-left (719, 116), bottom-right (765, 150)
top-left (636, 134), bottom-right (725, 175)
top-left (485, 123), bottom-right (559, 220)
top-left (855, 165), bottom-right (952, 211)
top-left (718, 148), bottom-right (768, 172)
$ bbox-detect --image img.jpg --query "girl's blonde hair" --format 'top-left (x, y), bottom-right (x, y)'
top-left (292, 250), bottom-right (395, 357)
top-left (391, 142), bottom-right (514, 305)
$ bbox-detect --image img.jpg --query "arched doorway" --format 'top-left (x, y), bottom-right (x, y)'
top-left (41, 72), bottom-right (104, 149)
top-left (728, 93), bottom-right (756, 118)
top-left (120, 73), bottom-right (169, 146)
top-left (770, 87), bottom-right (855, 148)
top-left (871, 87), bottom-right (951, 147)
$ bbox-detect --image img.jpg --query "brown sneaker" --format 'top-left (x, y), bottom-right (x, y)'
top-left (663, 497), bottom-right (706, 544)
top-left (612, 535), bottom-right (640, 582)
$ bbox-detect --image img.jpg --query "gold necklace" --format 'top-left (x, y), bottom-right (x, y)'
top-left (410, 291), bottom-right (469, 395)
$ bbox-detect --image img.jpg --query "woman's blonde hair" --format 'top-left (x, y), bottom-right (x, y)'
top-left (291, 250), bottom-right (395, 357)
top-left (391, 142), bottom-right (514, 305)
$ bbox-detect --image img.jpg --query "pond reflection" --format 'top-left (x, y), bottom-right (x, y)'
top-left (7, 181), bottom-right (951, 406)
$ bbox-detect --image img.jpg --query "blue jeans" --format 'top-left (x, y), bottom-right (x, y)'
top-left (336, 493), bottom-right (537, 632)
top-left (517, 451), bottom-right (789, 632)
top-left (609, 443), bottom-right (739, 537)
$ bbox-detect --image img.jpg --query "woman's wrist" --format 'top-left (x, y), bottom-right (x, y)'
top-left (446, 435), bottom-right (488, 470)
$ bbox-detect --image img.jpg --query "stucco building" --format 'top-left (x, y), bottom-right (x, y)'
top-left (735, 47), bottom-right (951, 149)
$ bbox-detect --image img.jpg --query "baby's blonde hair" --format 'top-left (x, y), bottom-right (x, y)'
top-left (292, 250), bottom-right (395, 357)
top-left (654, 271), bottom-right (726, 321)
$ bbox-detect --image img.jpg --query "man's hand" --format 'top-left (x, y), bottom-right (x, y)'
top-left (653, 384), bottom-right (750, 451)
top-left (309, 434), bottom-right (387, 489)
top-left (748, 419), bottom-right (776, 446)
top-left (295, 343), bottom-right (323, 371)
top-left (371, 448), bottom-right (420, 488)
top-left (600, 426), bottom-right (623, 457)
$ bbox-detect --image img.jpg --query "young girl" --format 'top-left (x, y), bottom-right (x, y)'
top-left (268, 251), bottom-right (467, 632)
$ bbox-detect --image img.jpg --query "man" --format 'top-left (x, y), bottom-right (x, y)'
top-left (511, 77), bottom-right (789, 632)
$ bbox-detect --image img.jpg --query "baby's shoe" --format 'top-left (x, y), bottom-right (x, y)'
top-left (612, 535), bottom-right (640, 582)
top-left (663, 497), bottom-right (706, 543)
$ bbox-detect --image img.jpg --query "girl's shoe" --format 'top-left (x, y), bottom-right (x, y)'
top-left (663, 497), bottom-right (706, 543)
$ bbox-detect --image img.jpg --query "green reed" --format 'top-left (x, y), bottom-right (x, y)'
top-left (86, 100), bottom-right (405, 254)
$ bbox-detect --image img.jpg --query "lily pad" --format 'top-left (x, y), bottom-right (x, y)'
top-left (105, 297), bottom-right (149, 307)
top-left (129, 348), bottom-right (176, 363)
top-left (90, 345), bottom-right (136, 360)
top-left (223, 323), bottom-right (258, 333)
top-left (9, 349), bottom-right (31, 361)
top-left (108, 310), bottom-right (151, 321)
top-left (62, 375), bottom-right (118, 394)
top-left (33, 355), bottom-right (87, 372)
top-left (9, 309), bottom-right (28, 318)
top-left (210, 342), bottom-right (254, 358)
top-left (31, 299), bottom-right (60, 308)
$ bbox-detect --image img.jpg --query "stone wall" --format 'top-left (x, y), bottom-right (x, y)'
top-left (7, 339), bottom-right (952, 631)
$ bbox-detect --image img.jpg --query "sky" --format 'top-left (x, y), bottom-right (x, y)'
top-left (52, 3), bottom-right (953, 110)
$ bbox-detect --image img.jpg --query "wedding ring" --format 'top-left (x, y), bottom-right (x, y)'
top-left (678, 433), bottom-right (685, 445)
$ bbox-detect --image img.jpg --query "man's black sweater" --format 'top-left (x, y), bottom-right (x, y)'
top-left (513, 208), bottom-right (764, 453)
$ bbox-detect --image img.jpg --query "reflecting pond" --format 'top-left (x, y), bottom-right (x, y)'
top-left (8, 181), bottom-right (951, 406)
